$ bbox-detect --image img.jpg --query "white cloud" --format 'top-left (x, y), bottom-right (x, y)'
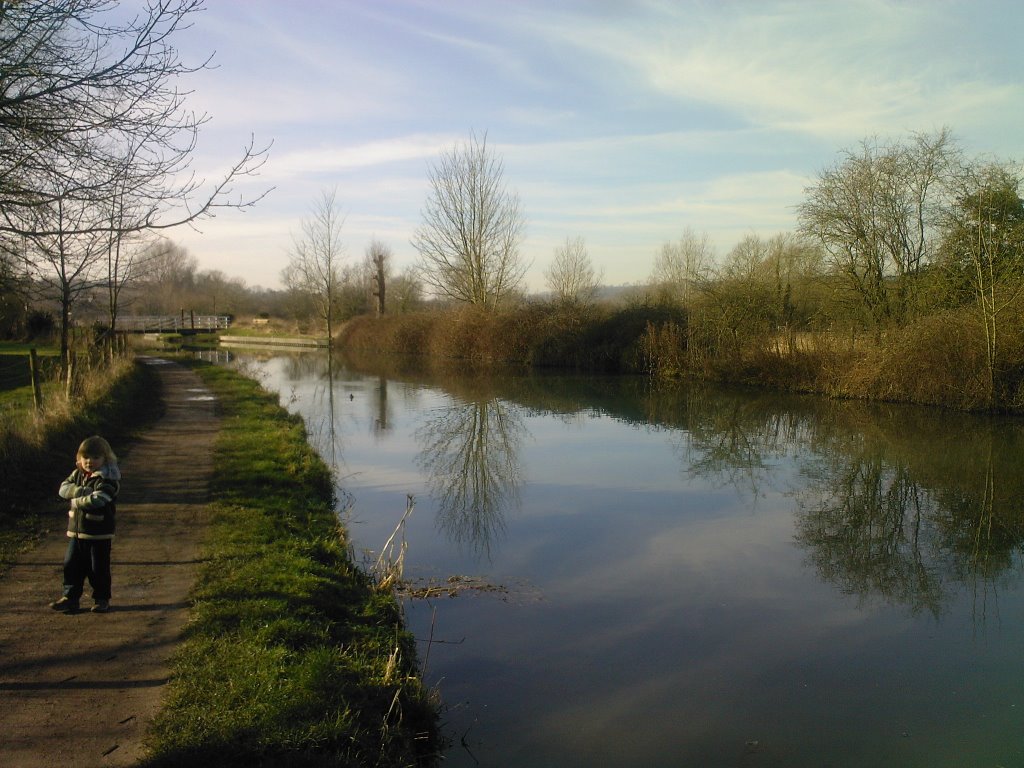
top-left (271, 135), bottom-right (453, 177)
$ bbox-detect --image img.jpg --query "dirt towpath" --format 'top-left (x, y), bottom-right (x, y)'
top-left (0, 358), bottom-right (219, 767)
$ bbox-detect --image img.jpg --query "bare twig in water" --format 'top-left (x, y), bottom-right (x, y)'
top-left (372, 494), bottom-right (416, 591)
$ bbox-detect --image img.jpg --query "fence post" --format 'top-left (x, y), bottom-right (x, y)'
top-left (65, 352), bottom-right (76, 400)
top-left (28, 348), bottom-right (43, 410)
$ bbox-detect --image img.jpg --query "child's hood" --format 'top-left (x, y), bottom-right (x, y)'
top-left (94, 463), bottom-right (121, 482)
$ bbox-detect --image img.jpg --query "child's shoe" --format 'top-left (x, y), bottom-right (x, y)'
top-left (91, 600), bottom-right (110, 613)
top-left (49, 597), bottom-right (79, 612)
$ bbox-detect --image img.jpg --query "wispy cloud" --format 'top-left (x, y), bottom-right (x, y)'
top-left (271, 135), bottom-right (455, 177)
top-left (168, 0), bottom-right (1024, 290)
top-left (526, 1), bottom-right (1021, 141)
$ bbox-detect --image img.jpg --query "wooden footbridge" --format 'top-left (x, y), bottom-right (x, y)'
top-left (115, 314), bottom-right (231, 334)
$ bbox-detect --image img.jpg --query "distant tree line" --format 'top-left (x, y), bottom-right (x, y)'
top-left (342, 126), bottom-right (1024, 412)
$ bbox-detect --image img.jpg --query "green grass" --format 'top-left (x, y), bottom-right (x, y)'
top-left (0, 345), bottom-right (59, 406)
top-left (142, 362), bottom-right (438, 768)
top-left (0, 341), bottom-right (60, 356)
top-left (219, 325), bottom-right (325, 338)
top-left (219, 326), bottom-right (277, 337)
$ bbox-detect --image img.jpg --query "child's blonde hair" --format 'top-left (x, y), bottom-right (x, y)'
top-left (77, 435), bottom-right (117, 465)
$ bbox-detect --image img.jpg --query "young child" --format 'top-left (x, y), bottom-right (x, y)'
top-left (49, 436), bottom-right (121, 614)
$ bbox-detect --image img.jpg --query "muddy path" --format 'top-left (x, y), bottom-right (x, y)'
top-left (0, 359), bottom-right (219, 767)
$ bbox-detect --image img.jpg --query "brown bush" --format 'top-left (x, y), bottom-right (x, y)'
top-left (837, 311), bottom-right (990, 409)
top-left (336, 304), bottom-right (1024, 412)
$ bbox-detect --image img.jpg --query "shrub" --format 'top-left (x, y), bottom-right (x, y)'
top-left (25, 311), bottom-right (56, 340)
top-left (838, 311), bottom-right (990, 409)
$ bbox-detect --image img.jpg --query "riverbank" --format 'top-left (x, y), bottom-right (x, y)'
top-left (0, 357), bottom-right (438, 767)
top-left (145, 360), bottom-right (437, 767)
top-left (338, 304), bottom-right (1024, 413)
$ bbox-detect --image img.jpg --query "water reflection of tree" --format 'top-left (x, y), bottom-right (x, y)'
top-left (795, 455), bottom-right (953, 617)
top-left (794, 420), bottom-right (1024, 618)
top-left (279, 351), bottom-right (343, 469)
top-left (661, 384), bottom-right (1024, 617)
top-left (371, 376), bottom-right (392, 435)
top-left (415, 397), bottom-right (525, 557)
top-left (666, 386), bottom-right (812, 498)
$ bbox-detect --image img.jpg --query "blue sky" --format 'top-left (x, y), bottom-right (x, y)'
top-left (173, 0), bottom-right (1023, 292)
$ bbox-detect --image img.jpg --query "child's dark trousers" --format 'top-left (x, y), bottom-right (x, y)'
top-left (62, 538), bottom-right (112, 601)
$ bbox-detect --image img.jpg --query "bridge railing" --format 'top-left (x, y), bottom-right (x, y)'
top-left (115, 315), bottom-right (231, 332)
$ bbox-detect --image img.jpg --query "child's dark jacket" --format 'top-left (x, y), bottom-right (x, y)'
top-left (59, 464), bottom-right (120, 539)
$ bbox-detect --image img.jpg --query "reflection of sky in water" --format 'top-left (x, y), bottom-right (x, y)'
top-left (238, 353), bottom-right (1024, 768)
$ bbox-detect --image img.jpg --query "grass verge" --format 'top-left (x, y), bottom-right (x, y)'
top-left (142, 361), bottom-right (439, 768)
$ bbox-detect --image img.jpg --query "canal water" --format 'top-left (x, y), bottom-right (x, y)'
top-left (219, 349), bottom-right (1024, 767)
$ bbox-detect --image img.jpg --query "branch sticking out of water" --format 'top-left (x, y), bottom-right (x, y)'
top-left (372, 494), bottom-right (415, 591)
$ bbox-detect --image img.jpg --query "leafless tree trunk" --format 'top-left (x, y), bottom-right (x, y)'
top-left (412, 132), bottom-right (527, 310)
top-left (20, 157), bottom-right (110, 370)
top-left (366, 239), bottom-right (391, 317)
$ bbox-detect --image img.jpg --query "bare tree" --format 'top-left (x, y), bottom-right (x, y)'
top-left (132, 239), bottom-right (196, 314)
top-left (365, 239), bottom-right (392, 317)
top-left (283, 190), bottom-right (345, 339)
top-left (0, 0), bottom-right (270, 367)
top-left (0, 0), bottom-right (270, 239)
top-left (101, 142), bottom-right (153, 347)
top-left (100, 226), bottom-right (144, 357)
top-left (798, 128), bottom-right (957, 328)
top-left (412, 132), bottom-right (527, 309)
top-left (20, 155), bottom-right (112, 367)
top-left (707, 232), bottom-right (824, 357)
top-left (544, 236), bottom-right (602, 308)
top-left (195, 269), bottom-right (246, 316)
top-left (651, 227), bottom-right (713, 305)
top-left (390, 266), bottom-right (423, 314)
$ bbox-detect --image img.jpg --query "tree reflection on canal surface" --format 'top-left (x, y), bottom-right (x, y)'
top-left (217, 348), bottom-right (1024, 768)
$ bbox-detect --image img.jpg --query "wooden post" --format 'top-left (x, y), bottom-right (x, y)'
top-left (28, 349), bottom-right (42, 411)
top-left (65, 352), bottom-right (76, 400)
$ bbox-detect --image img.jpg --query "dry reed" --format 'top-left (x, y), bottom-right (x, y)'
top-left (372, 494), bottom-right (416, 592)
